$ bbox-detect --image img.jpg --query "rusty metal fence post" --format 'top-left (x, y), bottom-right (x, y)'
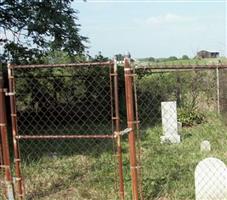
top-left (132, 63), bottom-right (143, 200)
top-left (7, 63), bottom-right (23, 200)
top-left (124, 57), bottom-right (139, 200)
top-left (0, 71), bottom-right (15, 199)
top-left (111, 58), bottom-right (125, 200)
top-left (216, 66), bottom-right (220, 114)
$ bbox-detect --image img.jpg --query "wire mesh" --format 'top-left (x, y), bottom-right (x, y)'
top-left (3, 61), bottom-right (227, 200)
top-left (133, 66), bottom-right (227, 200)
top-left (12, 63), bottom-right (120, 199)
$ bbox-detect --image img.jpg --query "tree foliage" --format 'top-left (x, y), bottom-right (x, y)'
top-left (0, 0), bottom-right (87, 64)
top-left (115, 54), bottom-right (124, 61)
top-left (136, 70), bottom-right (215, 126)
top-left (182, 55), bottom-right (189, 60)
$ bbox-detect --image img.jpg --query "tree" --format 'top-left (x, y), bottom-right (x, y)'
top-left (167, 56), bottom-right (178, 61)
top-left (182, 55), bottom-right (189, 60)
top-left (0, 0), bottom-right (87, 64)
top-left (115, 54), bottom-right (124, 61)
top-left (93, 51), bottom-right (108, 62)
top-left (148, 57), bottom-right (155, 62)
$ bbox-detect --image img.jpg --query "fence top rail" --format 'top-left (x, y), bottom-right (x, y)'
top-left (11, 61), bottom-right (113, 69)
top-left (134, 63), bottom-right (227, 71)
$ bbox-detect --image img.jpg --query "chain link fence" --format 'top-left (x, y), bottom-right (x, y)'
top-left (2, 59), bottom-right (227, 200)
top-left (133, 64), bottom-right (227, 200)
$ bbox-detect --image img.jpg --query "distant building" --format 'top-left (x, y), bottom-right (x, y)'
top-left (197, 50), bottom-right (220, 59)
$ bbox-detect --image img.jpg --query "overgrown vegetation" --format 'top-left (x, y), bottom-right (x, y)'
top-left (135, 69), bottom-right (216, 127)
top-left (22, 152), bottom-right (117, 200)
top-left (16, 112), bottom-right (227, 200)
top-left (178, 108), bottom-right (205, 126)
top-left (141, 113), bottom-right (227, 200)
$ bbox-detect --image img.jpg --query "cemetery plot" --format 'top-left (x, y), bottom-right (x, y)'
top-left (134, 66), bottom-right (227, 199)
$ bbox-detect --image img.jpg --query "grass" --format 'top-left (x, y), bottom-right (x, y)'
top-left (9, 112), bottom-right (227, 200)
top-left (21, 152), bottom-right (118, 200)
top-left (140, 112), bottom-right (227, 200)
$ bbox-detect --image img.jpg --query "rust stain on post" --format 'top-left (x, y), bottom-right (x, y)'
top-left (124, 57), bottom-right (139, 200)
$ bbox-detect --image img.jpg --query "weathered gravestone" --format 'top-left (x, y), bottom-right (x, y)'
top-left (195, 157), bottom-right (227, 200)
top-left (160, 101), bottom-right (180, 144)
top-left (200, 140), bottom-right (211, 152)
top-left (178, 122), bottom-right (182, 134)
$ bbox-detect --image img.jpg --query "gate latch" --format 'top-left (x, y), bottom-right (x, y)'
top-left (114, 128), bottom-right (132, 138)
top-left (1, 88), bottom-right (15, 96)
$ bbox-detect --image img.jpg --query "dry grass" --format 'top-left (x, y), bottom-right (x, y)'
top-left (12, 112), bottom-right (227, 200)
top-left (21, 154), bottom-right (118, 200)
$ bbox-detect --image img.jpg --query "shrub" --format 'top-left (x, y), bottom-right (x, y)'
top-left (178, 108), bottom-right (206, 126)
top-left (148, 57), bottom-right (155, 62)
top-left (167, 56), bottom-right (178, 61)
top-left (182, 55), bottom-right (189, 60)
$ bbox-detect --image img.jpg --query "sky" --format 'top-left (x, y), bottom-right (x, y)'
top-left (72, 0), bottom-right (226, 58)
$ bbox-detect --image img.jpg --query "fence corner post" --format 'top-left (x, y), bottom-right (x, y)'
top-left (7, 62), bottom-right (23, 200)
top-left (124, 56), bottom-right (139, 200)
top-left (216, 66), bottom-right (220, 114)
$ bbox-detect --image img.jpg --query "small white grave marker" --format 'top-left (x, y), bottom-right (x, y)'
top-left (160, 101), bottom-right (180, 144)
top-left (200, 140), bottom-right (211, 152)
top-left (195, 157), bottom-right (227, 200)
top-left (177, 122), bottom-right (182, 134)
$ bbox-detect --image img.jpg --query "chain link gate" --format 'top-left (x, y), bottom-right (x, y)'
top-left (7, 61), bottom-right (126, 200)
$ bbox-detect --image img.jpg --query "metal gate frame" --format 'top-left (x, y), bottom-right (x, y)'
top-left (7, 61), bottom-right (125, 200)
top-left (0, 58), bottom-right (148, 200)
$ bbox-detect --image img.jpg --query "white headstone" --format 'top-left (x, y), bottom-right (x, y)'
top-left (160, 101), bottom-right (180, 144)
top-left (195, 157), bottom-right (227, 200)
top-left (200, 140), bottom-right (211, 152)
top-left (178, 122), bottom-right (182, 134)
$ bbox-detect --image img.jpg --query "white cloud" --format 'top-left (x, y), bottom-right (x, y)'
top-left (135, 13), bottom-right (195, 26)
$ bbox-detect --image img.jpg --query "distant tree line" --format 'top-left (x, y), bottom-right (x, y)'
top-left (140, 55), bottom-right (190, 63)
